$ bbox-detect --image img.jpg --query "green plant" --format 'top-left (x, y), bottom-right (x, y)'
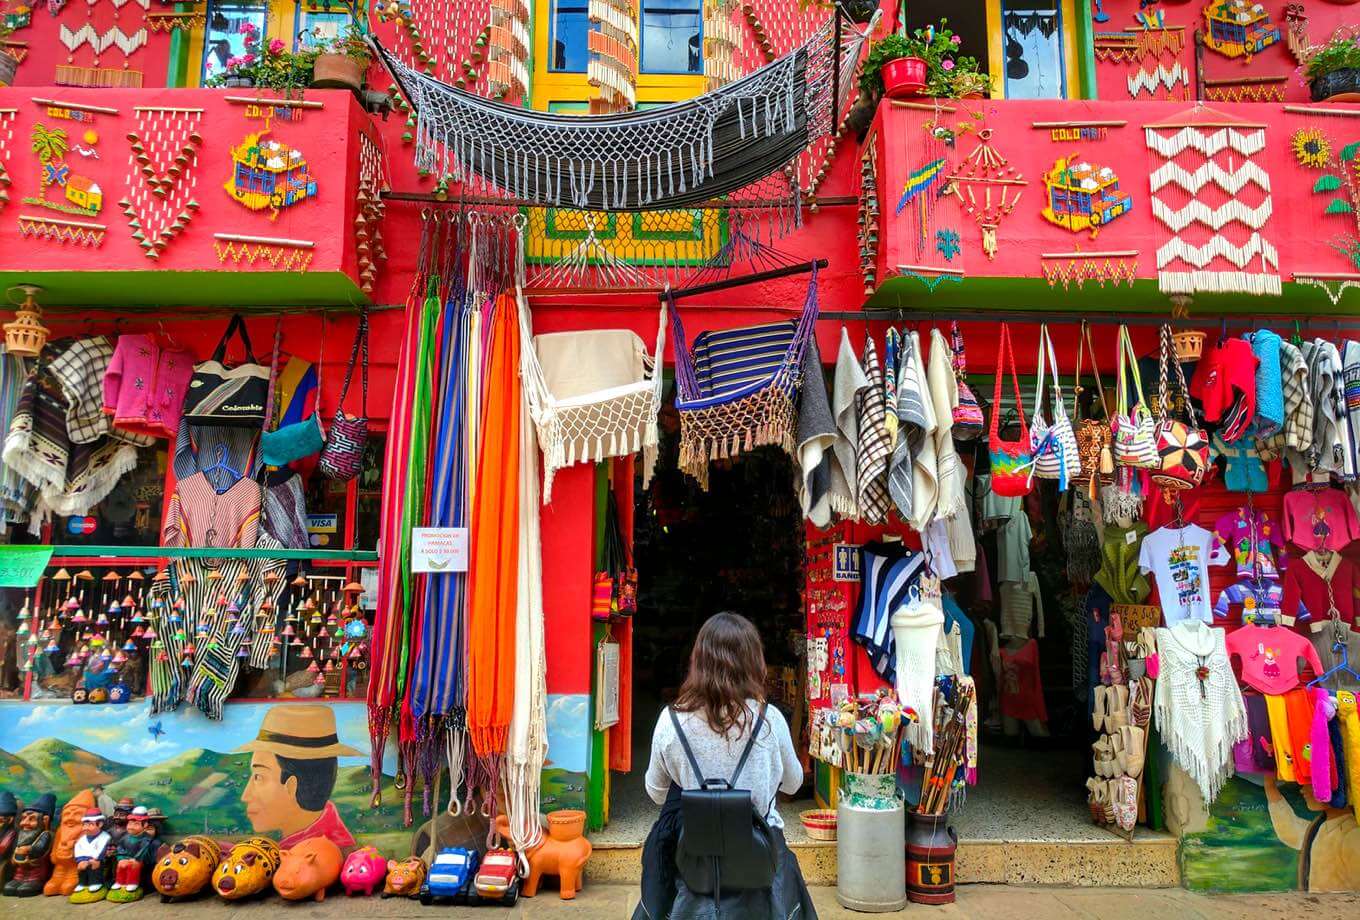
top-left (858, 33), bottom-right (915, 96)
top-left (205, 22), bottom-right (318, 90)
top-left (316, 23), bottom-right (373, 64)
top-left (858, 20), bottom-right (982, 98)
top-left (946, 68), bottom-right (991, 99)
top-left (1304, 35), bottom-right (1360, 82)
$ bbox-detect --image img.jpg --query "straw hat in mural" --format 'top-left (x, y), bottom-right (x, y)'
top-left (235, 705), bottom-right (363, 759)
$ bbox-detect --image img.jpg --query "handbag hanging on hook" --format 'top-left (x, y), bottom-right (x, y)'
top-left (988, 323), bottom-right (1035, 498)
top-left (318, 308), bottom-right (371, 482)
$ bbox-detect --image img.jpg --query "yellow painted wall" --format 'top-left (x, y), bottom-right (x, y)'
top-left (183, 0), bottom-right (335, 87)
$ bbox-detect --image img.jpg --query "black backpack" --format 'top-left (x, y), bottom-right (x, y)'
top-left (670, 704), bottom-right (779, 903)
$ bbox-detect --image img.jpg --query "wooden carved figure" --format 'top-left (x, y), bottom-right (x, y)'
top-left (44, 789), bottom-right (95, 897)
top-left (494, 809), bottom-right (592, 900)
top-left (5, 793), bottom-right (55, 897)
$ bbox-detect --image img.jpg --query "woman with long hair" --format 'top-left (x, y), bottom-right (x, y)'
top-left (635, 612), bottom-right (814, 919)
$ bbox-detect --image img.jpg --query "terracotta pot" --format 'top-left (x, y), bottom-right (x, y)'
top-left (312, 53), bottom-right (366, 90)
top-left (1311, 68), bottom-right (1360, 102)
top-left (0, 51), bottom-right (18, 87)
top-left (881, 56), bottom-right (928, 99)
top-left (545, 809), bottom-right (586, 842)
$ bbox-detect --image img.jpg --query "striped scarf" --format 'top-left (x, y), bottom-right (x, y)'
top-left (856, 335), bottom-right (892, 524)
top-left (0, 347), bottom-right (33, 524)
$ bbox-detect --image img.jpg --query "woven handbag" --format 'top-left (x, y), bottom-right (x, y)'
top-left (318, 309), bottom-right (370, 482)
top-left (183, 314), bottom-right (270, 428)
top-left (1030, 324), bottom-right (1081, 490)
top-left (950, 321), bottom-right (985, 441)
top-left (1152, 323), bottom-right (1209, 491)
top-left (1073, 320), bottom-right (1111, 492)
top-left (1111, 325), bottom-right (1159, 470)
top-left (988, 324), bottom-right (1034, 498)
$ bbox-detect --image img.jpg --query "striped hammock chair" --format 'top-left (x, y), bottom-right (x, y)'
top-left (670, 267), bottom-right (819, 488)
top-left (518, 293), bottom-right (667, 502)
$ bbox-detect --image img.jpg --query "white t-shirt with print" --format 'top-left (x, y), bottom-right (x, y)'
top-left (1138, 524), bottom-right (1216, 626)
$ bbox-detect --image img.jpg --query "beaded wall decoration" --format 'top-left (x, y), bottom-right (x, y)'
top-left (1201, 0), bottom-right (1281, 60)
top-left (896, 263), bottom-right (964, 293)
top-left (1292, 272), bottom-right (1360, 305)
top-left (0, 107), bottom-right (13, 211)
top-left (944, 127), bottom-right (1027, 260)
top-left (223, 132), bottom-right (318, 220)
top-left (1039, 247), bottom-right (1139, 289)
top-left (212, 232), bottom-right (316, 272)
top-left (16, 213), bottom-right (106, 245)
top-left (120, 106), bottom-right (202, 260)
top-left (376, 0), bottom-right (500, 97)
top-left (226, 94), bottom-right (325, 131)
top-left (1284, 3), bottom-right (1310, 64)
top-left (857, 134), bottom-right (879, 295)
top-left (1292, 132), bottom-right (1360, 269)
top-left (1292, 127), bottom-right (1331, 169)
top-left (936, 228), bottom-right (960, 261)
top-left (355, 130), bottom-right (388, 294)
top-left (1041, 154), bottom-right (1132, 237)
top-left (1127, 61), bottom-right (1189, 98)
top-left (1203, 75), bottom-right (1288, 102)
top-left (144, 10), bottom-right (203, 34)
top-left (22, 121), bottom-right (104, 219)
top-left (53, 0), bottom-right (152, 87)
top-left (1144, 107), bottom-right (1280, 295)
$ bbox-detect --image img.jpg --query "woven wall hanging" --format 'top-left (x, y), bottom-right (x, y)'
top-left (1201, 0), bottom-right (1281, 60)
top-left (0, 108), bottom-right (13, 211)
top-left (1144, 106), bottom-right (1280, 296)
top-left (1039, 248), bottom-right (1139, 289)
top-left (212, 233), bottom-right (316, 272)
top-left (120, 106), bottom-right (202, 260)
top-left (17, 213), bottom-right (106, 245)
top-left (945, 127), bottom-right (1027, 260)
top-left (1040, 154), bottom-right (1132, 237)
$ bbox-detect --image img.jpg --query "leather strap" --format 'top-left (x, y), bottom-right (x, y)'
top-left (668, 703), bottom-right (768, 788)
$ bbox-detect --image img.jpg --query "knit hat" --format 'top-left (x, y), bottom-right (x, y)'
top-left (0, 790), bottom-right (16, 816)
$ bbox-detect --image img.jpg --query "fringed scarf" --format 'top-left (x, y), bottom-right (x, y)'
top-left (891, 599), bottom-right (945, 753)
top-left (888, 331), bottom-right (929, 523)
top-left (467, 292), bottom-right (522, 760)
top-left (831, 328), bottom-right (867, 519)
top-left (794, 334), bottom-right (838, 527)
top-left (855, 335), bottom-right (892, 524)
top-left (0, 347), bottom-right (33, 524)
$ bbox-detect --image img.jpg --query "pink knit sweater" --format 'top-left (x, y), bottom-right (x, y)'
top-left (102, 334), bottom-right (195, 439)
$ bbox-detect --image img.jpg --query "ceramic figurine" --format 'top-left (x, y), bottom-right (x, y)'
top-left (380, 856), bottom-right (426, 898)
top-left (340, 845), bottom-right (386, 896)
top-left (212, 837), bottom-right (280, 901)
top-left (495, 810), bottom-right (592, 900)
top-left (0, 791), bottom-right (17, 884)
top-left (5, 793), bottom-right (55, 897)
top-left (107, 806), bottom-right (158, 903)
top-left (44, 789), bottom-right (96, 897)
top-left (272, 836), bottom-right (343, 902)
top-left (68, 809), bottom-right (111, 903)
top-left (151, 836), bottom-right (220, 901)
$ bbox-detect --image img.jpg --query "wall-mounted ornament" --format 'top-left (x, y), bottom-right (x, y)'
top-left (936, 228), bottom-right (960, 261)
top-left (1293, 132), bottom-right (1360, 269)
top-left (895, 263), bottom-right (964, 294)
top-left (0, 107), bottom-right (14, 211)
top-left (944, 128), bottom-right (1028, 260)
top-left (858, 137), bottom-right (879, 295)
top-left (1041, 154), bottom-right (1132, 236)
top-left (3, 4), bottom-right (32, 30)
top-left (145, 10), bottom-right (203, 34)
top-left (22, 121), bottom-right (103, 218)
top-left (1033, 119), bottom-right (1128, 142)
top-left (1144, 107), bottom-right (1279, 295)
top-left (224, 131), bottom-right (318, 220)
top-left (1039, 247), bottom-right (1139, 290)
top-left (121, 106), bottom-right (203, 260)
top-left (1292, 127), bottom-right (1332, 168)
top-left (1203, 74), bottom-right (1288, 102)
top-left (1093, 25), bottom-right (1186, 63)
top-left (17, 212), bottom-right (105, 245)
top-left (1201, 0), bottom-right (1282, 60)
top-left (354, 131), bottom-right (387, 295)
top-left (1293, 271), bottom-right (1360, 305)
top-left (213, 233), bottom-right (315, 272)
top-left (226, 94), bottom-right (324, 131)
top-left (1127, 61), bottom-right (1190, 98)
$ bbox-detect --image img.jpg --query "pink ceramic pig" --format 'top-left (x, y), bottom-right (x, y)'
top-left (272, 837), bottom-right (343, 902)
top-left (340, 846), bottom-right (387, 897)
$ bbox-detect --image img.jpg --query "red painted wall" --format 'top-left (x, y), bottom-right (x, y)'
top-left (4, 4), bottom-right (174, 89)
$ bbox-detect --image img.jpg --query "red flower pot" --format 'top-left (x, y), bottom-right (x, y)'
top-left (882, 56), bottom-right (928, 99)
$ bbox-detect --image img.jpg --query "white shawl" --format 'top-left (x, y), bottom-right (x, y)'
top-left (1153, 621), bottom-right (1248, 804)
top-left (928, 328), bottom-right (965, 520)
top-left (832, 328), bottom-right (868, 519)
top-left (907, 331), bottom-right (939, 531)
top-left (891, 599), bottom-right (945, 752)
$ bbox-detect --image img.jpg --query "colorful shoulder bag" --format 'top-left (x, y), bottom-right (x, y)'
top-left (988, 324), bottom-right (1034, 498)
top-left (1073, 320), bottom-right (1112, 493)
top-left (1030, 324), bottom-right (1080, 490)
top-left (950, 321), bottom-right (985, 441)
top-left (318, 308), bottom-right (370, 482)
top-left (1111, 325), bottom-right (1159, 470)
top-left (1152, 323), bottom-right (1209, 491)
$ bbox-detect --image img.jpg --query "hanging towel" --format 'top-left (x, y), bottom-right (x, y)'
top-left (891, 599), bottom-right (945, 752)
top-left (795, 333), bottom-right (839, 526)
top-left (928, 328), bottom-right (964, 520)
top-left (856, 335), bottom-right (893, 524)
top-left (1337, 691), bottom-right (1360, 819)
top-left (888, 330), bottom-right (929, 523)
top-left (832, 328), bottom-right (867, 519)
top-left (908, 330), bottom-right (939, 531)
top-left (1246, 330), bottom-right (1284, 438)
top-left (1264, 692), bottom-right (1298, 783)
top-left (1343, 340), bottom-right (1360, 479)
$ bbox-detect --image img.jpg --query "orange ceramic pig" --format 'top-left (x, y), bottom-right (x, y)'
top-left (272, 837), bottom-right (343, 902)
top-left (381, 856), bottom-right (426, 898)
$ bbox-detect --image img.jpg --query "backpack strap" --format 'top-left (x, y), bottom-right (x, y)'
top-left (669, 707), bottom-right (710, 784)
top-left (668, 703), bottom-right (768, 789)
top-left (730, 703), bottom-right (768, 788)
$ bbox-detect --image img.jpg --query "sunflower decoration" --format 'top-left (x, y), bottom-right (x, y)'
top-left (1292, 127), bottom-right (1332, 169)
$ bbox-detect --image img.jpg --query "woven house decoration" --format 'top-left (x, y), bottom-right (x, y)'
top-left (1202, 0), bottom-right (1281, 60)
top-left (1041, 155), bottom-right (1132, 237)
top-left (225, 133), bottom-right (318, 220)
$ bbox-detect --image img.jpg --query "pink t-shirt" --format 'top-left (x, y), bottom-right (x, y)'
top-left (1226, 624), bottom-right (1324, 694)
top-left (1282, 488), bottom-right (1360, 552)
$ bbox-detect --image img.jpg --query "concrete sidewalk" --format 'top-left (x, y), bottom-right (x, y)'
top-left (5, 886), bottom-right (1358, 919)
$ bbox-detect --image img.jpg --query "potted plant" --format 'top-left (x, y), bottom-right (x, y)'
top-left (947, 68), bottom-right (991, 99)
top-left (799, 0), bottom-right (878, 24)
top-left (0, 21), bottom-right (17, 88)
top-left (206, 23), bottom-right (317, 92)
top-left (860, 21), bottom-right (973, 101)
top-left (1305, 35), bottom-right (1360, 102)
top-left (312, 24), bottom-right (373, 91)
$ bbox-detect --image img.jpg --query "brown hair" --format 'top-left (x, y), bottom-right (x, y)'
top-left (672, 612), bottom-right (767, 736)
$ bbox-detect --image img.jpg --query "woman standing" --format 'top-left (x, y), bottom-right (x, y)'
top-left (636, 612), bottom-right (814, 919)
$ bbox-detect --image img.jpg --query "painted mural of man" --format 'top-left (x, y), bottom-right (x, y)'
top-left (237, 704), bottom-right (362, 851)
top-left (1263, 773), bottom-right (1360, 892)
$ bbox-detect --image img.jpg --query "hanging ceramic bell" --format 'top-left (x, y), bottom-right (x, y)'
top-left (4, 284), bottom-right (52, 357)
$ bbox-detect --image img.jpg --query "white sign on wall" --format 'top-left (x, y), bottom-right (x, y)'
top-left (410, 527), bottom-right (469, 573)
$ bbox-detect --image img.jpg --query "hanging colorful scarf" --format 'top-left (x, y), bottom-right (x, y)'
top-left (467, 292), bottom-right (522, 760)
top-left (856, 335), bottom-right (892, 524)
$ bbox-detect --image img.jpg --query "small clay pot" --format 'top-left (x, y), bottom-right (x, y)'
top-left (312, 53), bottom-right (367, 91)
top-left (546, 810), bottom-right (586, 842)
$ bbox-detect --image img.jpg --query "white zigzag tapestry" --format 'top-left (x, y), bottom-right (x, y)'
top-left (1144, 107), bottom-right (1280, 296)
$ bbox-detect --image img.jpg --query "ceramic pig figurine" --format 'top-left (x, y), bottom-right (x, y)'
top-left (341, 846), bottom-right (386, 897)
top-left (381, 856), bottom-right (426, 898)
top-left (212, 837), bottom-right (280, 901)
top-left (152, 836), bottom-right (221, 901)
top-left (273, 837), bottom-right (343, 902)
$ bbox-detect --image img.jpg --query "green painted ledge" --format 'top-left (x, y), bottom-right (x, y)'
top-left (0, 271), bottom-right (371, 309)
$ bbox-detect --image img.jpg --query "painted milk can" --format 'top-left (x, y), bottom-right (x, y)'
top-left (905, 810), bottom-right (958, 904)
top-left (835, 798), bottom-right (907, 912)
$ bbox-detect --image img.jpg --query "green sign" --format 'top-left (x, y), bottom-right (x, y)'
top-left (0, 545), bottom-right (55, 587)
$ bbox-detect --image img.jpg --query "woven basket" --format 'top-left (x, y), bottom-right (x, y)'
top-left (1172, 330), bottom-right (1205, 362)
top-left (4, 309), bottom-right (48, 357)
top-left (799, 808), bottom-right (838, 841)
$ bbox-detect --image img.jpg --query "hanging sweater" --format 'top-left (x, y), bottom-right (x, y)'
top-left (1225, 623), bottom-right (1324, 694)
top-left (999, 571), bottom-right (1045, 641)
top-left (891, 599), bottom-right (945, 752)
top-left (1246, 329), bottom-right (1284, 438)
top-left (1279, 550), bottom-right (1360, 634)
top-left (102, 334), bottom-right (196, 440)
top-left (1283, 487), bottom-right (1360, 552)
top-left (1307, 340), bottom-right (1354, 478)
top-left (907, 330), bottom-right (940, 531)
top-left (1344, 340), bottom-right (1360, 479)
top-left (1280, 340), bottom-right (1314, 456)
top-left (1154, 620), bottom-right (1249, 804)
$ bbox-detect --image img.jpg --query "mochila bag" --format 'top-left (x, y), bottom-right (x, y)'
top-left (318, 309), bottom-right (370, 481)
top-left (1030, 324), bottom-right (1081, 490)
top-left (1073, 320), bottom-right (1112, 493)
top-left (262, 414), bottom-right (324, 467)
top-left (1152, 323), bottom-right (1209, 491)
top-left (988, 324), bottom-right (1034, 498)
top-left (183, 314), bottom-right (270, 427)
top-left (1111, 325), bottom-right (1160, 470)
top-left (949, 321), bottom-right (985, 440)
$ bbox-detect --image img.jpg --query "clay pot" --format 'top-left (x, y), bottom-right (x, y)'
top-left (1310, 68), bottom-right (1360, 102)
top-left (546, 810), bottom-right (586, 842)
top-left (881, 56), bottom-right (928, 99)
top-left (312, 53), bottom-right (366, 91)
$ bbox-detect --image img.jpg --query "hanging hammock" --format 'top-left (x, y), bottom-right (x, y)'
top-left (372, 10), bottom-right (863, 212)
top-left (518, 295), bottom-right (667, 503)
top-left (669, 266), bottom-right (820, 488)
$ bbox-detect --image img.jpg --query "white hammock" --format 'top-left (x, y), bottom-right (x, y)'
top-left (518, 297), bottom-right (667, 502)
